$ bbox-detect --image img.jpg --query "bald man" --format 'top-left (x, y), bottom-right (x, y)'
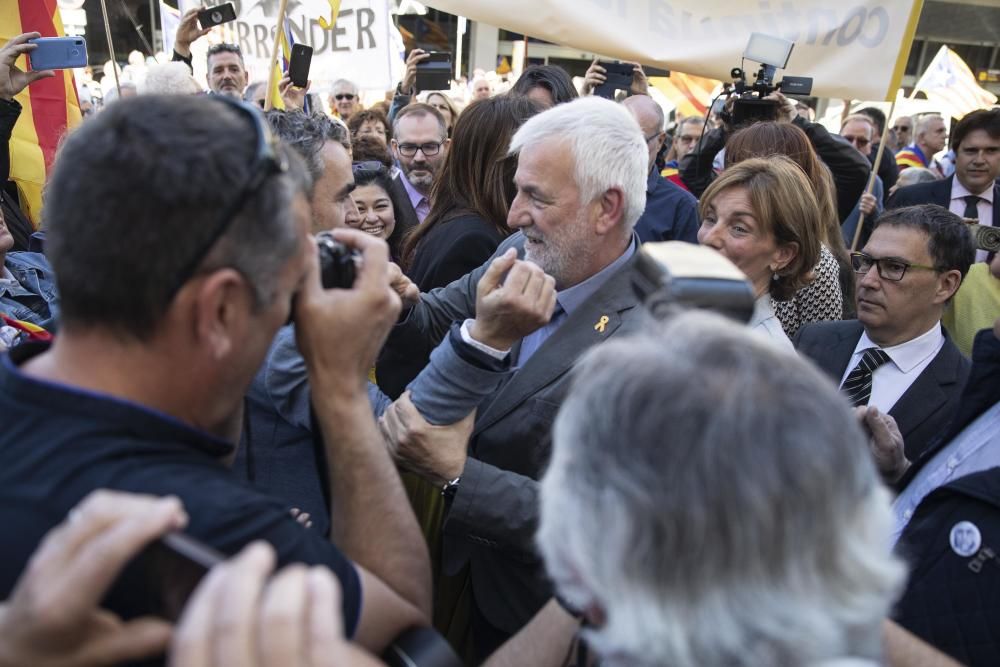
top-left (623, 95), bottom-right (699, 244)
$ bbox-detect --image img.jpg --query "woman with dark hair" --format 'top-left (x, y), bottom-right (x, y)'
top-left (401, 94), bottom-right (542, 291)
top-left (346, 108), bottom-right (389, 145)
top-left (510, 64), bottom-right (577, 108)
top-left (347, 161), bottom-right (413, 262)
top-left (725, 121), bottom-right (855, 336)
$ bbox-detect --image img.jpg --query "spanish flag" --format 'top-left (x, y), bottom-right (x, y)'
top-left (650, 72), bottom-right (720, 118)
top-left (1, 0), bottom-right (81, 228)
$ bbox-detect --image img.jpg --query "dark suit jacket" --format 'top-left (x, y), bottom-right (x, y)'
top-left (389, 174), bottom-right (421, 232)
top-left (794, 320), bottom-right (971, 461)
top-left (380, 233), bottom-right (646, 635)
top-left (887, 175), bottom-right (1000, 228)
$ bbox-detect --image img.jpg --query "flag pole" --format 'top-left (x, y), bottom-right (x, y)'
top-left (98, 0), bottom-right (122, 98)
top-left (264, 0), bottom-right (289, 112)
top-left (850, 97), bottom-right (897, 252)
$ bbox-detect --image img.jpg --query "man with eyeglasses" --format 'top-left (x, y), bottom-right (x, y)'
top-left (888, 109), bottom-right (1000, 264)
top-left (795, 204), bottom-right (974, 463)
top-left (840, 114), bottom-right (885, 247)
top-left (329, 79), bottom-right (360, 120)
top-left (390, 103), bottom-right (450, 225)
top-left (622, 95), bottom-right (699, 244)
top-left (0, 94), bottom-right (435, 654)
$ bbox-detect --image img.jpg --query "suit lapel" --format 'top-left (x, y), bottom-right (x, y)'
top-left (473, 255), bottom-right (641, 435)
top-left (932, 176), bottom-right (953, 209)
top-left (888, 337), bottom-right (963, 441)
top-left (816, 322), bottom-right (864, 382)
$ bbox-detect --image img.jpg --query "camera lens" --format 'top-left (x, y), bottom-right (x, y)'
top-left (211, 11), bottom-right (222, 22)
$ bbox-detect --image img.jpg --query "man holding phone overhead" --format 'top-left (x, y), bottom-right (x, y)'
top-left (170, 7), bottom-right (247, 99)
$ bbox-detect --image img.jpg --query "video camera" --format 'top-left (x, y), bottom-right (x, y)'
top-left (724, 33), bottom-right (813, 127)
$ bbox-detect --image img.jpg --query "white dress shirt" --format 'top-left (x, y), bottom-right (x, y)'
top-left (839, 323), bottom-right (945, 413)
top-left (949, 177), bottom-right (994, 263)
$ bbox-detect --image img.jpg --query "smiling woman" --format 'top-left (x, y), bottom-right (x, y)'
top-left (348, 162), bottom-right (413, 262)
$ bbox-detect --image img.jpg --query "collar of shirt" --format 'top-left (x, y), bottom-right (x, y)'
top-left (1, 342), bottom-right (234, 459)
top-left (398, 172), bottom-right (428, 211)
top-left (952, 176), bottom-right (995, 202)
top-left (854, 322), bottom-right (944, 374)
top-left (0, 265), bottom-right (15, 282)
top-left (555, 236), bottom-right (638, 317)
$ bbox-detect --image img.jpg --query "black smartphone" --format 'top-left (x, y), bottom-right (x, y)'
top-left (594, 61), bottom-right (634, 99)
top-left (197, 2), bottom-right (237, 29)
top-left (415, 51), bottom-right (452, 92)
top-left (288, 43), bottom-right (313, 88)
top-left (133, 532), bottom-right (225, 621)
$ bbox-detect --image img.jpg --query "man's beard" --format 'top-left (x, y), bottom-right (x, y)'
top-left (404, 165), bottom-right (435, 191)
top-left (521, 218), bottom-right (593, 290)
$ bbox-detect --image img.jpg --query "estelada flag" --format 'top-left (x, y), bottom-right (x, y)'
top-left (914, 45), bottom-right (998, 119)
top-left (1, 0), bottom-right (82, 228)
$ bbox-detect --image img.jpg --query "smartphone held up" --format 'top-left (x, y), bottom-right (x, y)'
top-left (27, 37), bottom-right (87, 71)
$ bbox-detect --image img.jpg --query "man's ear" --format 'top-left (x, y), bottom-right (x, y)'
top-left (934, 268), bottom-right (963, 305)
top-left (190, 268), bottom-right (251, 360)
top-left (594, 187), bottom-right (626, 235)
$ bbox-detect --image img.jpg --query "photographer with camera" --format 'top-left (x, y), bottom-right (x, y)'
top-left (0, 94), bottom-right (432, 657)
top-left (680, 82), bottom-right (870, 226)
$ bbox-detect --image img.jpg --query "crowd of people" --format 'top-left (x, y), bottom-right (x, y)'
top-left (1, 10), bottom-right (1000, 666)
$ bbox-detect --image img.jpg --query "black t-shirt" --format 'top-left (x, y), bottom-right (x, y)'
top-left (0, 343), bottom-right (361, 638)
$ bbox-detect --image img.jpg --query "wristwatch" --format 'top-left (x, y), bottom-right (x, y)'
top-left (441, 476), bottom-right (461, 500)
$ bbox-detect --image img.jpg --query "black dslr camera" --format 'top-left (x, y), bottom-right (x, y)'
top-left (316, 232), bottom-right (357, 289)
top-left (724, 33), bottom-right (813, 127)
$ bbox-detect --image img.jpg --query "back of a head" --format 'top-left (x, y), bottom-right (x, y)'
top-left (874, 204), bottom-right (976, 281)
top-left (725, 121), bottom-right (841, 249)
top-left (857, 106), bottom-right (886, 135)
top-left (701, 156), bottom-right (822, 300)
top-left (46, 95), bottom-right (307, 340)
top-left (539, 310), bottom-right (904, 667)
top-left (351, 134), bottom-right (394, 169)
top-left (509, 96), bottom-right (648, 232)
top-left (510, 64), bottom-right (578, 106)
top-left (140, 62), bottom-right (201, 96)
top-left (264, 110), bottom-right (349, 183)
top-left (896, 166), bottom-right (938, 189)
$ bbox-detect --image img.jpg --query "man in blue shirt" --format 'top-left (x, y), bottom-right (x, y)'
top-left (622, 95), bottom-right (700, 244)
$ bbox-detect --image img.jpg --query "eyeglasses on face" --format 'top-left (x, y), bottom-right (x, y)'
top-left (845, 136), bottom-right (871, 148)
top-left (850, 251), bottom-right (937, 282)
top-left (395, 142), bottom-right (442, 157)
top-left (168, 97), bottom-right (287, 299)
top-left (893, 125), bottom-right (910, 132)
top-left (334, 93), bottom-right (356, 101)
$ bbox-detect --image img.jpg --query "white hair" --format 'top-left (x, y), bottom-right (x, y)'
top-left (508, 96), bottom-right (647, 233)
top-left (140, 62), bottom-right (202, 96)
top-left (538, 311), bottom-right (906, 667)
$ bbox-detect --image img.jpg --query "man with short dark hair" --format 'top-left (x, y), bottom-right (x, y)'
top-left (888, 108), bottom-right (1000, 263)
top-left (622, 95), bottom-right (699, 244)
top-left (795, 205), bottom-right (975, 462)
top-left (170, 9), bottom-right (246, 98)
top-left (0, 94), bottom-right (431, 654)
top-left (858, 105), bottom-right (900, 191)
top-left (391, 103), bottom-right (449, 225)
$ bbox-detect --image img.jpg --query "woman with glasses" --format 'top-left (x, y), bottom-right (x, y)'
top-left (400, 95), bottom-right (542, 291)
top-left (698, 157), bottom-right (822, 348)
top-left (347, 161), bottom-right (413, 263)
top-left (724, 121), bottom-right (855, 337)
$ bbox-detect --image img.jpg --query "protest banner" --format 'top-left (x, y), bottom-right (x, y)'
top-left (176, 0), bottom-right (403, 91)
top-left (426, 0), bottom-right (924, 101)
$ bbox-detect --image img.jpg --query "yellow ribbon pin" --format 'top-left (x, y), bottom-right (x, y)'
top-left (594, 315), bottom-right (609, 333)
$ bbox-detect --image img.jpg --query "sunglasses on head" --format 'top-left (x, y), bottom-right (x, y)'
top-left (352, 161), bottom-right (388, 176)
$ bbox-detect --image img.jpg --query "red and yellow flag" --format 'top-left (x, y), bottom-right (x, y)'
top-left (1, 0), bottom-right (82, 228)
top-left (650, 72), bottom-right (720, 119)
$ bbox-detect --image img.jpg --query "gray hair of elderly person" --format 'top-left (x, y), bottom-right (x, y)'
top-left (139, 62), bottom-right (201, 96)
top-left (264, 110), bottom-right (351, 183)
top-left (508, 96), bottom-right (647, 235)
top-left (537, 311), bottom-right (905, 667)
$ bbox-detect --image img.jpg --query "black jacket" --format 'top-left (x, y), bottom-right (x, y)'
top-left (887, 175), bottom-right (1000, 229)
top-left (893, 330), bottom-right (1000, 666)
top-left (1, 98), bottom-right (35, 252)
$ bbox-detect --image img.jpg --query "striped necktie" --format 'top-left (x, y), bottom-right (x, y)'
top-left (841, 348), bottom-right (892, 407)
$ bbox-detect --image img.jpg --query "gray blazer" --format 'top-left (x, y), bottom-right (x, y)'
top-left (794, 319), bottom-right (971, 462)
top-left (383, 232), bottom-right (647, 634)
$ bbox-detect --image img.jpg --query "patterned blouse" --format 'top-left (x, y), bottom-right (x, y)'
top-left (774, 244), bottom-right (844, 339)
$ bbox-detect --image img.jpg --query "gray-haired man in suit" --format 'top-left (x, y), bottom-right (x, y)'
top-left (795, 204), bottom-right (975, 463)
top-left (379, 96), bottom-right (650, 656)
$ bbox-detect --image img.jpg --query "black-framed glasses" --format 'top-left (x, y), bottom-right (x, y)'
top-left (334, 93), bottom-right (355, 101)
top-left (168, 97), bottom-right (287, 299)
top-left (395, 142), bottom-right (442, 157)
top-left (850, 252), bottom-right (937, 282)
top-left (352, 160), bottom-right (388, 176)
